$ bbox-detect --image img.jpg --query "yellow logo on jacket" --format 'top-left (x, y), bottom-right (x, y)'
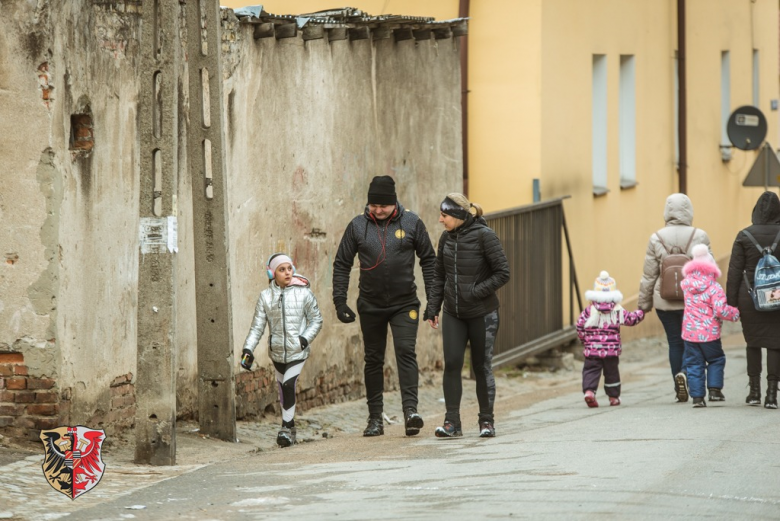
top-left (395, 229), bottom-right (406, 239)
top-left (409, 309), bottom-right (418, 320)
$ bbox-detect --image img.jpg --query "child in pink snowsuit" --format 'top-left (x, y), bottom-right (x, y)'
top-left (576, 271), bottom-right (645, 407)
top-left (681, 244), bottom-right (740, 408)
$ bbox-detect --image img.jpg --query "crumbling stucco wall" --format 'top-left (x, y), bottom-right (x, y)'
top-left (0, 2), bottom-right (61, 403)
top-left (0, 1), bottom-right (201, 438)
top-left (1, 1), bottom-right (462, 440)
top-left (0, 1), bottom-right (148, 437)
top-left (221, 15), bottom-right (463, 417)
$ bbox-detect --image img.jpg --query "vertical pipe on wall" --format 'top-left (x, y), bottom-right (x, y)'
top-left (677, 0), bottom-right (688, 194)
top-left (459, 0), bottom-right (470, 195)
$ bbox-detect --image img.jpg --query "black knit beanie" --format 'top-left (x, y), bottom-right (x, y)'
top-left (367, 175), bottom-right (397, 205)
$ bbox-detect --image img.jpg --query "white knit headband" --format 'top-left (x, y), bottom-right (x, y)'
top-left (268, 254), bottom-right (293, 274)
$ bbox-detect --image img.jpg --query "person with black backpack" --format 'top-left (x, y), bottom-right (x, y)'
top-left (638, 193), bottom-right (711, 403)
top-left (726, 191), bottom-right (780, 409)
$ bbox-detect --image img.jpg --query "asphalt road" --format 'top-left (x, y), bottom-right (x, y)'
top-left (45, 335), bottom-right (779, 521)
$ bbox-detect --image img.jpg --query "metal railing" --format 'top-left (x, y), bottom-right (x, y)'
top-left (484, 197), bottom-right (582, 368)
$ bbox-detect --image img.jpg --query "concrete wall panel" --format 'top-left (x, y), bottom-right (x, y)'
top-left (223, 23), bottom-right (462, 412)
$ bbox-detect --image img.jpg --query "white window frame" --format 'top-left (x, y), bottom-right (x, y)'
top-left (619, 55), bottom-right (636, 188)
top-left (753, 49), bottom-right (760, 108)
top-left (721, 50), bottom-right (732, 161)
top-left (592, 54), bottom-right (608, 195)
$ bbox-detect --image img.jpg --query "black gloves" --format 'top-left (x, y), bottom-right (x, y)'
top-left (423, 308), bottom-right (435, 322)
top-left (240, 348), bottom-right (255, 370)
top-left (336, 304), bottom-right (356, 323)
top-left (299, 336), bottom-right (309, 349)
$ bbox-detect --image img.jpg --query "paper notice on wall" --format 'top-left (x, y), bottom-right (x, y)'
top-left (167, 216), bottom-right (178, 253)
top-left (139, 217), bottom-right (172, 255)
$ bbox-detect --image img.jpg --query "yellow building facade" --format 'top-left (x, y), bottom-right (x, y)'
top-left (224, 0), bottom-right (779, 332)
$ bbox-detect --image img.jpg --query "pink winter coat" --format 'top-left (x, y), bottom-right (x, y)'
top-left (680, 258), bottom-right (740, 343)
top-left (576, 301), bottom-right (645, 358)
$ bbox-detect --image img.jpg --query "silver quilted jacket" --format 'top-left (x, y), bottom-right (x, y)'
top-left (242, 275), bottom-right (323, 364)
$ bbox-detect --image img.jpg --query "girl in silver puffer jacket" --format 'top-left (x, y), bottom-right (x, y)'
top-left (241, 253), bottom-right (323, 447)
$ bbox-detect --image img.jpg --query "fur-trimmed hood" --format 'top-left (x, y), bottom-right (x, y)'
top-left (682, 259), bottom-right (720, 296)
top-left (585, 289), bottom-right (623, 304)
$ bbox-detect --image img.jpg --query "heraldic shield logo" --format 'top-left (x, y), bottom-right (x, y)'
top-left (39, 426), bottom-right (106, 499)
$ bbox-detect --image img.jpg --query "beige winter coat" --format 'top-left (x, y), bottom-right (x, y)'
top-left (638, 193), bottom-right (711, 311)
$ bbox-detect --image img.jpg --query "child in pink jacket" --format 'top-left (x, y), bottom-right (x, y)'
top-left (681, 244), bottom-right (740, 408)
top-left (576, 271), bottom-right (645, 407)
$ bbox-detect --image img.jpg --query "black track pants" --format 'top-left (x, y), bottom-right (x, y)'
top-left (441, 311), bottom-right (499, 425)
top-left (358, 302), bottom-right (420, 415)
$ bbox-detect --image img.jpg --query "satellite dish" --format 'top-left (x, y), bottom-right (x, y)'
top-left (727, 105), bottom-right (767, 151)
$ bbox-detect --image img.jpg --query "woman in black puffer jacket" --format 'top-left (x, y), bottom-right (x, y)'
top-left (726, 191), bottom-right (780, 409)
top-left (425, 193), bottom-right (510, 438)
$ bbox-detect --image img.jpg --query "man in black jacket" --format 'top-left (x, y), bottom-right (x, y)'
top-left (333, 175), bottom-right (436, 437)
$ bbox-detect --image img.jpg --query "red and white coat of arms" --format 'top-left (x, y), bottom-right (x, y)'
top-left (39, 426), bottom-right (106, 500)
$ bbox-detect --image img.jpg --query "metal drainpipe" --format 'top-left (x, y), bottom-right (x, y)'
top-left (678, 0), bottom-right (688, 194)
top-left (459, 0), bottom-right (470, 195)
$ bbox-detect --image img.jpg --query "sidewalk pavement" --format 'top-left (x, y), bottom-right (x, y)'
top-left (0, 326), bottom-right (748, 520)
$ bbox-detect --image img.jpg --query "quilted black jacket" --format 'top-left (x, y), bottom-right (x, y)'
top-left (426, 215), bottom-right (510, 320)
top-left (332, 203), bottom-right (436, 309)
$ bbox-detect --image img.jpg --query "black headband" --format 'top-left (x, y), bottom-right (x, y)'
top-left (440, 197), bottom-right (470, 220)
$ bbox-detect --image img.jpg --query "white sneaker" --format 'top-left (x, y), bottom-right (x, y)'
top-left (675, 373), bottom-right (689, 402)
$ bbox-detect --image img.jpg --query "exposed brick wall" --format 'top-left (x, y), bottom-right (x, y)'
top-left (60, 373), bottom-right (137, 437)
top-left (236, 364), bottom-right (364, 420)
top-left (0, 351), bottom-right (137, 442)
top-left (107, 373), bottom-right (135, 433)
top-left (0, 352), bottom-right (60, 441)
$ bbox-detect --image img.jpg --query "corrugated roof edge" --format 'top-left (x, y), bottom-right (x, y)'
top-left (228, 5), bottom-right (468, 39)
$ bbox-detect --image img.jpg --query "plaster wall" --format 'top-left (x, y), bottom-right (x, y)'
top-left (0, 1), bottom-right (200, 431)
top-left (0, 2), bottom-right (56, 365)
top-left (467, 0), bottom-right (543, 211)
top-left (222, 22), bottom-right (462, 402)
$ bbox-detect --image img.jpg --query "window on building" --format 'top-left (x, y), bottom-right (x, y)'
top-left (619, 55), bottom-right (636, 188)
top-left (721, 50), bottom-right (732, 161)
top-left (753, 49), bottom-right (760, 107)
top-left (674, 53), bottom-right (679, 167)
top-left (592, 54), bottom-right (608, 196)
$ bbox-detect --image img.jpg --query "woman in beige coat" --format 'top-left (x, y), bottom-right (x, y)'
top-left (638, 194), bottom-right (711, 402)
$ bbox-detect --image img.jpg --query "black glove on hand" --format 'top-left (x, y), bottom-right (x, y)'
top-left (423, 308), bottom-right (434, 322)
top-left (240, 348), bottom-right (255, 371)
top-left (299, 336), bottom-right (309, 349)
top-left (336, 304), bottom-right (356, 323)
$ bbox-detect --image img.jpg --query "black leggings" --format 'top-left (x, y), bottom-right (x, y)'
top-left (441, 311), bottom-right (499, 425)
top-left (746, 346), bottom-right (780, 382)
top-left (273, 359), bottom-right (305, 428)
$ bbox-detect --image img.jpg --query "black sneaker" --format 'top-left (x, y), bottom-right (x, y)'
top-left (478, 421), bottom-right (495, 438)
top-left (363, 416), bottom-right (384, 437)
top-left (434, 421), bottom-right (462, 438)
top-left (403, 407), bottom-right (424, 436)
top-left (692, 397), bottom-right (707, 408)
top-left (708, 388), bottom-right (725, 402)
top-left (675, 373), bottom-right (689, 402)
top-left (276, 427), bottom-right (296, 447)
